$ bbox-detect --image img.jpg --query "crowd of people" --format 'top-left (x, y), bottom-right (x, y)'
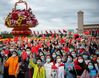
top-left (0, 33), bottom-right (99, 78)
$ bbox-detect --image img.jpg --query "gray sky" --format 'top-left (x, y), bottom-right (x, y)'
top-left (0, 0), bottom-right (99, 32)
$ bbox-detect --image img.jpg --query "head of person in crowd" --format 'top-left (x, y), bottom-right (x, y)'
top-left (40, 55), bottom-right (45, 62)
top-left (56, 50), bottom-right (61, 56)
top-left (12, 51), bottom-right (18, 57)
top-left (87, 62), bottom-right (96, 71)
top-left (87, 61), bottom-right (97, 77)
top-left (56, 55), bottom-right (62, 63)
top-left (26, 47), bottom-right (31, 55)
top-left (77, 56), bottom-right (85, 64)
top-left (52, 52), bottom-right (57, 59)
top-left (95, 50), bottom-right (99, 55)
top-left (61, 52), bottom-right (67, 63)
top-left (62, 51), bottom-right (66, 56)
top-left (9, 48), bottom-right (14, 52)
top-left (97, 57), bottom-right (99, 63)
top-left (82, 54), bottom-right (88, 60)
top-left (36, 58), bottom-right (42, 66)
top-left (46, 55), bottom-right (51, 63)
top-left (71, 52), bottom-right (76, 58)
top-left (39, 51), bottom-right (44, 56)
top-left (22, 49), bottom-right (26, 53)
top-left (91, 55), bottom-right (97, 62)
top-left (67, 55), bottom-right (73, 63)
top-left (47, 50), bottom-right (51, 55)
top-left (43, 49), bottom-right (47, 55)
top-left (0, 49), bottom-right (5, 56)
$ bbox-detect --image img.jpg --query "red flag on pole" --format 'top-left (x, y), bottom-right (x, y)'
top-left (58, 30), bottom-right (62, 33)
top-left (45, 30), bottom-right (49, 35)
top-left (33, 31), bottom-right (36, 35)
top-left (37, 31), bottom-right (39, 35)
top-left (50, 30), bottom-right (53, 34)
top-left (63, 29), bottom-right (67, 33)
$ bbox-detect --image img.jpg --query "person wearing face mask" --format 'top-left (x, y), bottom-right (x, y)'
top-left (91, 55), bottom-right (97, 63)
top-left (82, 54), bottom-right (90, 65)
top-left (26, 48), bottom-right (31, 56)
top-left (95, 50), bottom-right (99, 55)
top-left (44, 55), bottom-right (53, 78)
top-left (93, 57), bottom-right (99, 78)
top-left (0, 50), bottom-right (5, 63)
top-left (96, 57), bottom-right (99, 64)
top-left (65, 55), bottom-right (75, 78)
top-left (55, 56), bottom-right (64, 78)
top-left (40, 55), bottom-right (46, 64)
top-left (29, 55), bottom-right (45, 78)
top-left (52, 53), bottom-right (56, 59)
top-left (74, 56), bottom-right (87, 78)
top-left (71, 52), bottom-right (76, 58)
top-left (62, 52), bottom-right (67, 63)
top-left (17, 59), bottom-right (28, 78)
top-left (4, 51), bottom-right (19, 78)
top-left (0, 51), bottom-right (4, 56)
top-left (52, 52), bottom-right (57, 62)
top-left (87, 62), bottom-right (98, 78)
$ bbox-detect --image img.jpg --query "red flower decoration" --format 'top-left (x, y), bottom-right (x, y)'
top-left (12, 13), bottom-right (18, 20)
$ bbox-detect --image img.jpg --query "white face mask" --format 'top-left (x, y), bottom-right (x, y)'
top-left (70, 48), bottom-right (73, 52)
top-left (57, 59), bottom-right (61, 62)
top-left (5, 54), bottom-right (8, 57)
top-left (52, 55), bottom-right (56, 58)
top-left (1, 52), bottom-right (4, 55)
top-left (12, 54), bottom-right (16, 57)
top-left (72, 54), bottom-right (76, 58)
top-left (27, 51), bottom-right (31, 55)
top-left (67, 58), bottom-right (72, 62)
top-left (78, 59), bottom-right (83, 63)
top-left (46, 58), bottom-right (51, 63)
top-left (97, 60), bottom-right (99, 63)
top-left (88, 65), bottom-right (94, 70)
top-left (10, 49), bottom-right (14, 51)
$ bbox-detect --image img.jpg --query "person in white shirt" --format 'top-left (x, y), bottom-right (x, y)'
top-left (55, 55), bottom-right (64, 78)
top-left (44, 55), bottom-right (53, 78)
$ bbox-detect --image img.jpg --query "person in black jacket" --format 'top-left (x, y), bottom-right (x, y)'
top-left (17, 58), bottom-right (28, 78)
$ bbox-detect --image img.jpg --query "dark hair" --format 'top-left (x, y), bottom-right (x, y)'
top-left (87, 61), bottom-right (97, 73)
top-left (67, 54), bottom-right (73, 59)
top-left (12, 51), bottom-right (18, 56)
top-left (22, 49), bottom-right (26, 51)
top-left (36, 58), bottom-right (42, 62)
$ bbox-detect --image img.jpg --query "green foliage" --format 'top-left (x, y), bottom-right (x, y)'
top-left (0, 32), bottom-right (13, 38)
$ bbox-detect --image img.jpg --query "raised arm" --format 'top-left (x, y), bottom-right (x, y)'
top-left (29, 54), bottom-right (36, 68)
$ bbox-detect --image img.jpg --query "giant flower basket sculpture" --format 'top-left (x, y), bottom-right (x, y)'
top-left (5, 0), bottom-right (38, 36)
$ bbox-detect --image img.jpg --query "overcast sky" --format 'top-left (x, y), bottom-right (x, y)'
top-left (0, 0), bottom-right (99, 32)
